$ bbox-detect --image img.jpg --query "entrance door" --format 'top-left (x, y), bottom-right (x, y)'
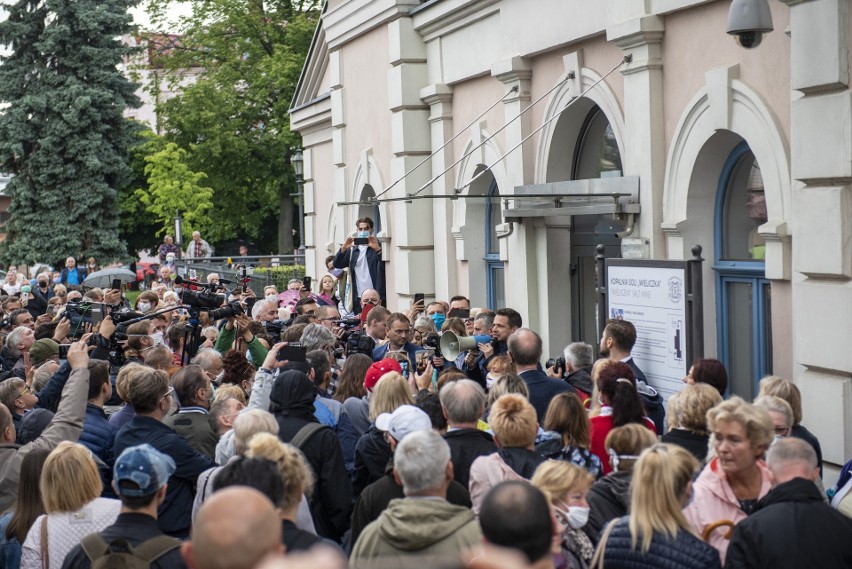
top-left (714, 141), bottom-right (772, 398)
top-left (570, 215), bottom-right (620, 347)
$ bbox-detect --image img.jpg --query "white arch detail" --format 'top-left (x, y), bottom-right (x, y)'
top-left (350, 148), bottom-right (391, 239)
top-left (536, 64), bottom-right (625, 184)
top-left (450, 128), bottom-right (510, 261)
top-left (662, 66), bottom-right (791, 279)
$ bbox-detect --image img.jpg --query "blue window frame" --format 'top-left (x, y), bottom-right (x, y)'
top-left (485, 180), bottom-right (505, 310)
top-left (714, 141), bottom-right (772, 398)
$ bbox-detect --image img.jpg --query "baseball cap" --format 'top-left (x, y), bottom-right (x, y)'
top-left (29, 339), bottom-right (59, 367)
top-left (375, 404), bottom-right (432, 442)
top-left (113, 444), bottom-right (176, 497)
top-left (363, 358), bottom-right (402, 392)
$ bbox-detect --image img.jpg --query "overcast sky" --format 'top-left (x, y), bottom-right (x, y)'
top-left (130, 2), bottom-right (193, 32)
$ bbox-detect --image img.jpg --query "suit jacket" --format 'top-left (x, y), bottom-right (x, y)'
top-left (518, 368), bottom-right (574, 422)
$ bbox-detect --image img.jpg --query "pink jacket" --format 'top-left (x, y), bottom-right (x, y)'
top-left (683, 456), bottom-right (772, 564)
top-left (468, 453), bottom-right (527, 516)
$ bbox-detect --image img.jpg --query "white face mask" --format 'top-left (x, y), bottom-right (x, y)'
top-left (151, 331), bottom-right (164, 346)
top-left (558, 505), bottom-right (590, 529)
top-left (485, 373), bottom-right (499, 390)
top-left (265, 294), bottom-right (278, 302)
top-left (138, 301), bottom-right (151, 312)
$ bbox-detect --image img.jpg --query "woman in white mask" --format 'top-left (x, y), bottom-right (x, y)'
top-left (134, 291), bottom-right (159, 314)
top-left (532, 461), bottom-right (596, 569)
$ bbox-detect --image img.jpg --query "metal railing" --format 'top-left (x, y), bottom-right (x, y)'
top-left (173, 255), bottom-right (305, 296)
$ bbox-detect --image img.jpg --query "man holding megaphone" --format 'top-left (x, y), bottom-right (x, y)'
top-left (457, 308), bottom-right (522, 388)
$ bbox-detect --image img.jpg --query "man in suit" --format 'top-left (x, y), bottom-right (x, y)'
top-left (508, 328), bottom-right (572, 422)
top-left (372, 312), bottom-right (421, 368)
top-left (599, 318), bottom-right (665, 433)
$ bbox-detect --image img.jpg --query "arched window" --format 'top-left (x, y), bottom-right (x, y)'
top-left (714, 141), bottom-right (772, 398)
top-left (358, 185), bottom-right (381, 233)
top-left (484, 179), bottom-right (505, 309)
top-left (572, 107), bottom-right (623, 180)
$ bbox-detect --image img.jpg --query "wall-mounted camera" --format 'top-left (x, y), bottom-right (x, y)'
top-left (727, 0), bottom-right (773, 49)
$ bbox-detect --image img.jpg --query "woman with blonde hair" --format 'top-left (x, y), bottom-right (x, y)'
top-left (21, 442), bottom-right (121, 568)
top-left (593, 444), bottom-right (720, 568)
top-left (661, 383), bottom-right (722, 462)
top-left (353, 373), bottom-right (415, 498)
top-left (585, 424), bottom-right (658, 541)
top-left (108, 362), bottom-right (147, 430)
top-left (532, 461), bottom-right (596, 569)
top-left (469, 394), bottom-right (546, 515)
top-left (758, 375), bottom-right (823, 475)
top-left (244, 433), bottom-right (333, 552)
top-left (684, 397), bottom-right (773, 563)
top-left (486, 372), bottom-right (529, 413)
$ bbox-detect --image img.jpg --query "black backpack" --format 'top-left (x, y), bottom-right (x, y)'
top-left (81, 534), bottom-right (180, 569)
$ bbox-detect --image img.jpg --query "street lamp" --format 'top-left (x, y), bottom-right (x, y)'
top-left (290, 148), bottom-right (305, 257)
top-left (174, 212), bottom-right (183, 249)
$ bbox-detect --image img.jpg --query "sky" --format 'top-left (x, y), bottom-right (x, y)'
top-left (130, 1), bottom-right (193, 32)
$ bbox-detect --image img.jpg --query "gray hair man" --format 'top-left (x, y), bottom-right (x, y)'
top-left (440, 380), bottom-right (496, 489)
top-left (561, 342), bottom-right (594, 397)
top-left (726, 437), bottom-right (852, 568)
top-left (350, 429), bottom-right (481, 567)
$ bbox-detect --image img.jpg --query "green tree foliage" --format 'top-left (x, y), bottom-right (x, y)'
top-left (143, 0), bottom-right (320, 253)
top-left (119, 127), bottom-right (166, 255)
top-left (135, 141), bottom-right (214, 243)
top-left (0, 0), bottom-right (141, 265)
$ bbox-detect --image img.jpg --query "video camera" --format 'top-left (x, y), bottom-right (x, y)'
top-left (423, 333), bottom-right (442, 359)
top-left (345, 331), bottom-right (375, 356)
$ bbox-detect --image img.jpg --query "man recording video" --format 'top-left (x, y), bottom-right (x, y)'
top-left (332, 217), bottom-right (385, 315)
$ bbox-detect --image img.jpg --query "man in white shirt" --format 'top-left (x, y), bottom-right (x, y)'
top-left (332, 217), bottom-right (385, 314)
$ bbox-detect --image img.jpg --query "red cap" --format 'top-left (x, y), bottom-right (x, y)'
top-left (364, 358), bottom-right (403, 392)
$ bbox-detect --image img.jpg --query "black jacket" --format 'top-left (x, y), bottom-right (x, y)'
top-left (352, 425), bottom-right (391, 499)
top-left (443, 428), bottom-right (497, 490)
top-left (566, 367), bottom-right (594, 397)
top-left (61, 513), bottom-right (187, 569)
top-left (725, 477), bottom-right (852, 569)
top-left (586, 470), bottom-right (631, 543)
top-left (624, 358), bottom-right (666, 434)
top-left (661, 429), bottom-right (710, 463)
top-left (350, 461), bottom-right (471, 550)
top-left (114, 416), bottom-right (214, 538)
top-left (601, 516), bottom-right (719, 569)
top-left (791, 425), bottom-right (823, 477)
top-left (272, 370), bottom-right (353, 542)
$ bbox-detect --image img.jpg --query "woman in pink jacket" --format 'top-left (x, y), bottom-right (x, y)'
top-left (683, 397), bottom-right (773, 564)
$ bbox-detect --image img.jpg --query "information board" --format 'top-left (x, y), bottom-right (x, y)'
top-left (605, 263), bottom-right (688, 400)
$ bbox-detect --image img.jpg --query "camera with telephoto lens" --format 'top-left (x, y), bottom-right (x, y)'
top-left (423, 333), bottom-right (442, 359)
top-left (109, 308), bottom-right (143, 325)
top-left (345, 331), bottom-right (375, 356)
top-left (207, 301), bottom-right (244, 320)
top-left (546, 355), bottom-right (566, 378)
top-left (180, 289), bottom-right (223, 310)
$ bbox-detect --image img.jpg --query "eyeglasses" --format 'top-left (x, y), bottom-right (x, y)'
top-left (161, 386), bottom-right (174, 400)
top-left (774, 426), bottom-right (790, 436)
top-left (17, 385), bottom-right (31, 398)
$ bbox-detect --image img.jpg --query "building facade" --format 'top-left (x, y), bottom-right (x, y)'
top-left (289, 0), bottom-right (852, 479)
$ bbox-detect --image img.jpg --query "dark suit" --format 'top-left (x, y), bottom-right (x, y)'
top-left (518, 369), bottom-right (574, 422)
top-left (623, 357), bottom-right (666, 433)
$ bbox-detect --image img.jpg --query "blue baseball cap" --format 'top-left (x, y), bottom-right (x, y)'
top-left (113, 444), bottom-right (176, 497)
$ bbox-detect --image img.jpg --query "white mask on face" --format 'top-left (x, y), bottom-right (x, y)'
top-left (151, 331), bottom-right (164, 346)
top-left (265, 294), bottom-right (278, 303)
top-left (485, 373), bottom-right (499, 390)
top-left (138, 301), bottom-right (151, 312)
top-left (558, 505), bottom-right (590, 529)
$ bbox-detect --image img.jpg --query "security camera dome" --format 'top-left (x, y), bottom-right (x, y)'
top-left (727, 0), bottom-right (773, 49)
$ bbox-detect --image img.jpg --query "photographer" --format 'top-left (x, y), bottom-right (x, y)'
top-left (332, 217), bottom-right (385, 314)
top-left (547, 342), bottom-right (595, 401)
top-left (215, 314), bottom-right (269, 368)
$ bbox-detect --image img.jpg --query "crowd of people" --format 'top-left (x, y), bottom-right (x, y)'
top-left (0, 221), bottom-right (851, 569)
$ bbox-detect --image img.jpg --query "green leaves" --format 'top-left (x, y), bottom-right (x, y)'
top-left (0, 0), bottom-right (140, 264)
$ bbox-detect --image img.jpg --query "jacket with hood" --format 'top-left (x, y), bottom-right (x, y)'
top-left (585, 470), bottom-right (632, 543)
top-left (443, 428), bottom-right (497, 490)
top-left (623, 357), bottom-right (666, 434)
top-left (468, 447), bottom-right (546, 515)
top-left (272, 370), bottom-right (352, 541)
top-left (683, 456), bottom-right (772, 565)
top-left (352, 424), bottom-right (392, 498)
top-left (724, 477), bottom-right (852, 569)
top-left (350, 497), bottom-right (481, 569)
top-left (350, 460), bottom-right (472, 549)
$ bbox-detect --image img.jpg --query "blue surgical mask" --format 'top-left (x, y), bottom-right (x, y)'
top-left (430, 313), bottom-right (446, 329)
top-left (356, 230), bottom-right (369, 239)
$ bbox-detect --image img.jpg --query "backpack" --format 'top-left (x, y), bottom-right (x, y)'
top-left (81, 534), bottom-right (180, 568)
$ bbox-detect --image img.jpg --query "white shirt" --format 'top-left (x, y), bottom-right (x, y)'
top-left (353, 244), bottom-right (373, 299)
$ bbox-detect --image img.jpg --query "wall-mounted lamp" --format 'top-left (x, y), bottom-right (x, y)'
top-left (727, 0), bottom-right (773, 49)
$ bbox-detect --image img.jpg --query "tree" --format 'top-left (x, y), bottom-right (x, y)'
top-left (135, 141), bottom-right (214, 242)
top-left (143, 0), bottom-right (320, 253)
top-left (0, 0), bottom-right (141, 264)
top-left (119, 126), bottom-right (167, 256)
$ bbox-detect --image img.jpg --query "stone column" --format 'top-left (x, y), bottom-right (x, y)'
top-left (781, 0), bottom-right (852, 466)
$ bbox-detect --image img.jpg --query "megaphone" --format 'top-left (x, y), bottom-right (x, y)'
top-left (440, 332), bottom-right (492, 361)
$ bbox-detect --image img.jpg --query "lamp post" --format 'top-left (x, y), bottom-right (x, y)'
top-left (290, 148), bottom-right (305, 257)
top-left (174, 212), bottom-right (183, 250)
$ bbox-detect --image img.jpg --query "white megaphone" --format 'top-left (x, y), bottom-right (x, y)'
top-left (440, 332), bottom-right (492, 361)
